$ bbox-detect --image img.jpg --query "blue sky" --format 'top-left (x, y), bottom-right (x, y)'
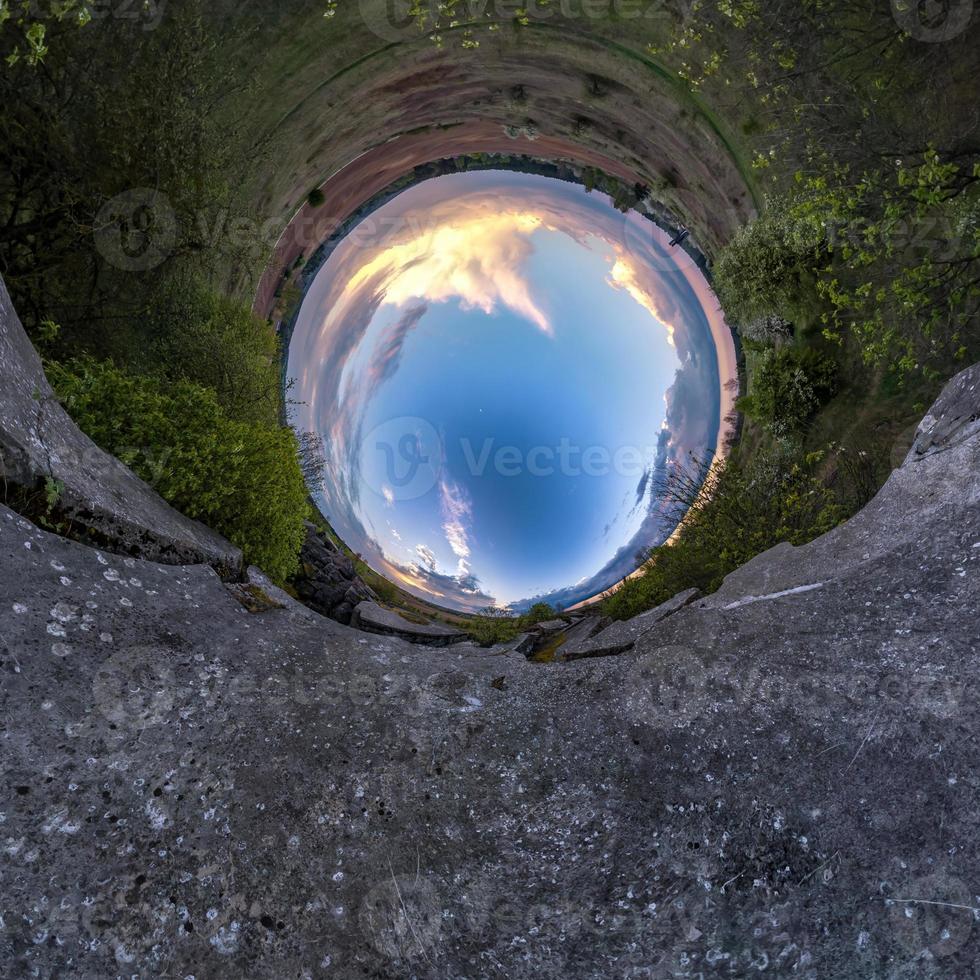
top-left (287, 170), bottom-right (736, 612)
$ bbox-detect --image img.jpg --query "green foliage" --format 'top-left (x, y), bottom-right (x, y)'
top-left (464, 602), bottom-right (558, 646)
top-left (0, 5), bottom-right (258, 349)
top-left (353, 560), bottom-right (400, 605)
top-left (579, 167), bottom-right (648, 212)
top-left (307, 187), bottom-right (325, 207)
top-left (43, 476), bottom-right (64, 512)
top-left (649, 0), bottom-right (978, 379)
top-left (1, 0), bottom-right (90, 67)
top-left (463, 608), bottom-right (520, 646)
top-left (141, 274), bottom-right (283, 427)
top-left (48, 358), bottom-right (308, 582)
top-left (29, 318), bottom-right (62, 355)
top-left (803, 153), bottom-right (980, 373)
top-left (718, 152), bottom-right (980, 375)
top-left (602, 449), bottom-right (844, 621)
top-left (713, 195), bottom-right (825, 326)
top-left (738, 345), bottom-right (838, 435)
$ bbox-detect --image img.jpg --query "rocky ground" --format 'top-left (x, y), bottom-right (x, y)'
top-left (0, 359), bottom-right (977, 978)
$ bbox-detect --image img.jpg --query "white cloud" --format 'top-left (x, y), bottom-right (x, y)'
top-left (439, 477), bottom-right (472, 560)
top-left (415, 544), bottom-right (437, 570)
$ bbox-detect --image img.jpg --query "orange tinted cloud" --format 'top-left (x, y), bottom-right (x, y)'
top-left (348, 211), bottom-right (551, 334)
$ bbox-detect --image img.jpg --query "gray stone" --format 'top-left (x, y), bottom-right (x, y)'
top-left (530, 618), bottom-right (567, 633)
top-left (351, 600), bottom-right (469, 646)
top-left (0, 276), bottom-right (242, 574)
top-left (0, 364), bottom-right (977, 977)
top-left (561, 587), bottom-right (701, 660)
top-left (705, 363), bottom-right (980, 610)
top-left (558, 614), bottom-right (608, 647)
top-left (292, 523), bottom-right (377, 624)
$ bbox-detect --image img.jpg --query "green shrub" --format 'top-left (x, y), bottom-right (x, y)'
top-left (142, 275), bottom-right (283, 427)
top-left (48, 358), bottom-right (307, 582)
top-left (713, 196), bottom-right (825, 327)
top-left (738, 346), bottom-right (838, 435)
top-left (522, 602), bottom-right (557, 625)
top-left (715, 154), bottom-right (980, 376)
top-left (354, 561), bottom-right (400, 605)
top-left (307, 187), bottom-right (325, 207)
top-left (465, 611), bottom-right (521, 647)
top-left (602, 450), bottom-right (844, 621)
top-left (464, 602), bottom-right (558, 646)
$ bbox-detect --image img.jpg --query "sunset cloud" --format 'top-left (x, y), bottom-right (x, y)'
top-left (349, 211), bottom-right (551, 334)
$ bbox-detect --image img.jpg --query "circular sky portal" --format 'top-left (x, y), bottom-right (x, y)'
top-left (288, 170), bottom-right (736, 613)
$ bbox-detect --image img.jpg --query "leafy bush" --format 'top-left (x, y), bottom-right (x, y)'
top-left (602, 449), bottom-right (844, 621)
top-left (307, 187), bottom-right (325, 207)
top-left (522, 602), bottom-right (558, 624)
top-left (352, 559), bottom-right (400, 605)
top-left (716, 153), bottom-right (980, 376)
top-left (464, 602), bottom-right (558, 646)
top-left (142, 275), bottom-right (283, 427)
top-left (0, 0), bottom-right (90, 67)
top-left (48, 358), bottom-right (308, 582)
top-left (464, 609), bottom-right (521, 646)
top-left (713, 195), bottom-right (825, 327)
top-left (0, 7), bottom-right (256, 351)
top-left (737, 345), bottom-right (838, 435)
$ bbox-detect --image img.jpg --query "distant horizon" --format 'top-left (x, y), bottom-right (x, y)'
top-left (288, 170), bottom-right (736, 613)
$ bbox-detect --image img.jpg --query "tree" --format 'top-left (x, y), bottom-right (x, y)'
top-left (713, 195), bottom-right (825, 327)
top-left (0, 4), bottom-right (262, 351)
top-left (740, 314), bottom-right (793, 347)
top-left (602, 448), bottom-right (843, 621)
top-left (717, 153), bottom-right (980, 374)
top-left (141, 274), bottom-right (283, 427)
top-left (0, 0), bottom-right (91, 67)
top-left (297, 431), bottom-right (327, 490)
